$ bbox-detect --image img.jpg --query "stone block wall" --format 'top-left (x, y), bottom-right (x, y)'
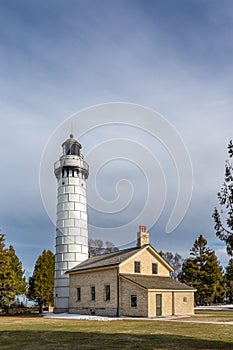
top-left (120, 277), bottom-right (148, 317)
top-left (69, 268), bottom-right (118, 316)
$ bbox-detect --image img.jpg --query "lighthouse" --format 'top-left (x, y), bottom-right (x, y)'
top-left (54, 134), bottom-right (89, 313)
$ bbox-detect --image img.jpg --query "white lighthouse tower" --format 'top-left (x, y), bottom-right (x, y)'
top-left (54, 134), bottom-right (89, 313)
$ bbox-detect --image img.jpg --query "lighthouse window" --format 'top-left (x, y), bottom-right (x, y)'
top-left (66, 143), bottom-right (80, 155)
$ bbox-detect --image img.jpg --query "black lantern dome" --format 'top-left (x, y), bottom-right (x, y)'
top-left (62, 134), bottom-right (82, 156)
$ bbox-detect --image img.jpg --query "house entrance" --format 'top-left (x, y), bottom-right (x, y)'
top-left (156, 294), bottom-right (162, 316)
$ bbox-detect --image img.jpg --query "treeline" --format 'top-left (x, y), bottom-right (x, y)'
top-left (2, 233), bottom-right (233, 311)
top-left (88, 238), bottom-right (119, 257)
top-left (1, 231), bottom-right (233, 310)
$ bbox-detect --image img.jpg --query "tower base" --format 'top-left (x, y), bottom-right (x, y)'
top-left (53, 295), bottom-right (69, 314)
top-left (53, 307), bottom-right (69, 314)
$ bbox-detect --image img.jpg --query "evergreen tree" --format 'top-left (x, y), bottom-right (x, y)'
top-left (28, 250), bottom-right (54, 312)
top-left (179, 235), bottom-right (225, 305)
top-left (0, 233), bottom-right (26, 310)
top-left (225, 259), bottom-right (233, 303)
top-left (213, 140), bottom-right (233, 255)
top-left (8, 245), bottom-right (26, 296)
top-left (0, 233), bottom-right (13, 308)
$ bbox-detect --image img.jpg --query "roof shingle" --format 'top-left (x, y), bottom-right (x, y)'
top-left (121, 274), bottom-right (195, 291)
top-left (68, 246), bottom-right (144, 273)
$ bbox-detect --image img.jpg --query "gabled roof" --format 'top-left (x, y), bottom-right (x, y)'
top-left (68, 246), bottom-right (144, 273)
top-left (67, 244), bottom-right (174, 274)
top-left (133, 244), bottom-right (174, 272)
top-left (121, 274), bottom-right (195, 291)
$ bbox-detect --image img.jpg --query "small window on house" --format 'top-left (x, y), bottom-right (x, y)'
top-left (131, 295), bottom-right (137, 308)
top-left (91, 286), bottom-right (95, 301)
top-left (183, 297), bottom-right (187, 303)
top-left (105, 285), bottom-right (110, 301)
top-left (77, 287), bottom-right (81, 301)
top-left (134, 261), bottom-right (140, 273)
top-left (152, 263), bottom-right (158, 274)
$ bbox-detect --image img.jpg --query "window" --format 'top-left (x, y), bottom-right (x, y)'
top-left (91, 286), bottom-right (95, 301)
top-left (134, 261), bottom-right (140, 273)
top-left (105, 285), bottom-right (110, 301)
top-left (152, 263), bottom-right (158, 274)
top-left (77, 287), bottom-right (81, 301)
top-left (183, 297), bottom-right (187, 303)
top-left (131, 295), bottom-right (137, 308)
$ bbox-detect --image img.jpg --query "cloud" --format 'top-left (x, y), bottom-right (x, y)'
top-left (0, 0), bottom-right (232, 273)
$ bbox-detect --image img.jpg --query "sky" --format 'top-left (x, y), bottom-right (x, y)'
top-left (0, 0), bottom-right (233, 276)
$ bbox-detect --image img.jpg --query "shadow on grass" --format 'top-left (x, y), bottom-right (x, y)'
top-left (0, 330), bottom-right (233, 350)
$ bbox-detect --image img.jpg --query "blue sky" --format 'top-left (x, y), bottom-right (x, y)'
top-left (0, 0), bottom-right (233, 276)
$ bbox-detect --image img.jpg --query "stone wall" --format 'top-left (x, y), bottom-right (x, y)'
top-left (120, 277), bottom-right (148, 317)
top-left (69, 268), bottom-right (118, 316)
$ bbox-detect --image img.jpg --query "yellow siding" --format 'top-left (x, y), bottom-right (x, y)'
top-left (148, 291), bottom-right (173, 317)
top-left (120, 247), bottom-right (170, 276)
top-left (148, 290), bottom-right (194, 316)
top-left (173, 291), bottom-right (194, 315)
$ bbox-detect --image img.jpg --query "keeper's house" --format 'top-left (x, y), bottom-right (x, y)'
top-left (67, 226), bottom-right (195, 317)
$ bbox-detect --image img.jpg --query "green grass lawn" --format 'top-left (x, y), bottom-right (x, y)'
top-left (195, 309), bottom-right (233, 317)
top-left (0, 313), bottom-right (233, 350)
top-left (193, 309), bottom-right (233, 322)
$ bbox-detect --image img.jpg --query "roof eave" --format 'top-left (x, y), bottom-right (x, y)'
top-left (148, 288), bottom-right (196, 292)
top-left (67, 264), bottom-right (118, 274)
top-left (146, 245), bottom-right (174, 272)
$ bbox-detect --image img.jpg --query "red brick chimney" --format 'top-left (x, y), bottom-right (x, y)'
top-left (137, 225), bottom-right (149, 247)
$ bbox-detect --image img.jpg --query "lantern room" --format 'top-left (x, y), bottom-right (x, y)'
top-left (62, 134), bottom-right (82, 156)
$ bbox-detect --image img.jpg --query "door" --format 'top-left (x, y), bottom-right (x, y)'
top-left (156, 294), bottom-right (162, 316)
